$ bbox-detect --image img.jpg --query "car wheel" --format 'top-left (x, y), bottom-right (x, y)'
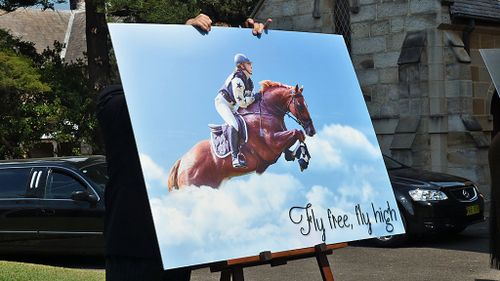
top-left (371, 213), bottom-right (408, 247)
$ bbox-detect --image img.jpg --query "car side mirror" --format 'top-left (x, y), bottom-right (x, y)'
top-left (71, 190), bottom-right (98, 204)
top-left (87, 194), bottom-right (98, 204)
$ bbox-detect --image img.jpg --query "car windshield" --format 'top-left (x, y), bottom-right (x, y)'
top-left (383, 155), bottom-right (407, 170)
top-left (80, 163), bottom-right (108, 192)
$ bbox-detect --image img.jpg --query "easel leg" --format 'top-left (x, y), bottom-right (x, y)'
top-left (220, 270), bottom-right (231, 281)
top-left (232, 267), bottom-right (244, 281)
top-left (220, 267), bottom-right (244, 281)
top-left (316, 251), bottom-right (335, 281)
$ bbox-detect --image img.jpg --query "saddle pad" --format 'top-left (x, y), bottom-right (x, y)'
top-left (209, 114), bottom-right (248, 158)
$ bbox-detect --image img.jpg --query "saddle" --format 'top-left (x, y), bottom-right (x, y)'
top-left (208, 114), bottom-right (248, 158)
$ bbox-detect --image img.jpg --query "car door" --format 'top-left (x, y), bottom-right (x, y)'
top-left (0, 167), bottom-right (44, 253)
top-left (37, 166), bottom-right (104, 255)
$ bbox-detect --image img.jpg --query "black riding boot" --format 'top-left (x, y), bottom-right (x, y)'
top-left (229, 127), bottom-right (246, 168)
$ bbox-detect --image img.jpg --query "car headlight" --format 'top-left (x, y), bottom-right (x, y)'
top-left (409, 189), bottom-right (448, 201)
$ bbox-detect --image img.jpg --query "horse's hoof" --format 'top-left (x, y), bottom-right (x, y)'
top-left (298, 159), bottom-right (308, 171)
top-left (284, 150), bottom-right (295, 161)
top-left (295, 152), bottom-right (302, 160)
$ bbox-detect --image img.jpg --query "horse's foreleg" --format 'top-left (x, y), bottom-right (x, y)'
top-left (270, 129), bottom-right (305, 157)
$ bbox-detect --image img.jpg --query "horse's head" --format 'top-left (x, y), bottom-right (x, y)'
top-left (288, 84), bottom-right (316, 137)
top-left (259, 80), bottom-right (316, 137)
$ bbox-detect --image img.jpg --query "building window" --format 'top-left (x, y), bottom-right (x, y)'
top-left (335, 0), bottom-right (352, 53)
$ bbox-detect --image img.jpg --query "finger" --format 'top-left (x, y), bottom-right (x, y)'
top-left (196, 20), bottom-right (210, 32)
top-left (200, 18), bottom-right (212, 31)
top-left (264, 18), bottom-right (272, 29)
top-left (186, 18), bottom-right (207, 32)
top-left (195, 18), bottom-right (211, 32)
top-left (252, 24), bottom-right (259, 35)
top-left (193, 14), bottom-right (212, 31)
top-left (245, 18), bottom-right (255, 28)
top-left (256, 23), bottom-right (265, 35)
top-left (200, 14), bottom-right (212, 25)
top-left (198, 13), bottom-right (209, 21)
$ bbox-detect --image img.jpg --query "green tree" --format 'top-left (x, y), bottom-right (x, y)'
top-left (106, 0), bottom-right (260, 25)
top-left (106, 0), bottom-right (198, 24)
top-left (0, 30), bottom-right (99, 159)
top-left (0, 0), bottom-right (65, 11)
top-left (1, 0), bottom-right (114, 91)
top-left (0, 38), bottom-right (52, 158)
top-left (0, 0), bottom-right (262, 158)
top-left (38, 42), bottom-right (101, 155)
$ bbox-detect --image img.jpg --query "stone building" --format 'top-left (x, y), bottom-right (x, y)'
top-left (254, 0), bottom-right (500, 196)
top-left (0, 0), bottom-right (86, 62)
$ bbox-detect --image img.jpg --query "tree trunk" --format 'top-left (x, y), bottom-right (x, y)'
top-left (85, 0), bottom-right (110, 91)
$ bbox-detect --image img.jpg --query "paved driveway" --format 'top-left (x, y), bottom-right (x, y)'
top-left (1, 221), bottom-right (498, 280)
top-left (191, 221), bottom-right (500, 281)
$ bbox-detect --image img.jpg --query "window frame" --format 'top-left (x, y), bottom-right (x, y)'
top-left (0, 167), bottom-right (36, 200)
top-left (43, 166), bottom-right (101, 202)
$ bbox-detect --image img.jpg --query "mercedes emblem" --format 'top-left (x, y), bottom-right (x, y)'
top-left (462, 189), bottom-right (471, 199)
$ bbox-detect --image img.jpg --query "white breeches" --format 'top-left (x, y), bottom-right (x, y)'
top-left (215, 94), bottom-right (239, 131)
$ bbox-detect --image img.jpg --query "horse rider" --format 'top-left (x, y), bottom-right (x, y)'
top-left (216, 53), bottom-right (260, 168)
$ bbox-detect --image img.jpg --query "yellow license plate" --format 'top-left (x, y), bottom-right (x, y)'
top-left (466, 205), bottom-right (480, 216)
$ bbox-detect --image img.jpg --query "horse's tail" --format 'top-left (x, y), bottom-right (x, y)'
top-left (168, 159), bottom-right (181, 191)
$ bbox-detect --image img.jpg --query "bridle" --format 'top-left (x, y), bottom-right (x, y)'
top-left (239, 88), bottom-right (312, 135)
top-left (281, 90), bottom-right (312, 128)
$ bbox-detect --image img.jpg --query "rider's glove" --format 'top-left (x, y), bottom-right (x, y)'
top-left (253, 92), bottom-right (261, 101)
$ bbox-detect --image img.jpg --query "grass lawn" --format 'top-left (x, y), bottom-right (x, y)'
top-left (0, 260), bottom-right (104, 281)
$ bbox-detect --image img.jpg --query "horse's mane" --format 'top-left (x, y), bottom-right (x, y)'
top-left (259, 80), bottom-right (292, 93)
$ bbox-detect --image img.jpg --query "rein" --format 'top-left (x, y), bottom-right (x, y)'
top-left (238, 89), bottom-right (310, 138)
top-left (272, 90), bottom-right (308, 127)
top-left (239, 90), bottom-right (305, 126)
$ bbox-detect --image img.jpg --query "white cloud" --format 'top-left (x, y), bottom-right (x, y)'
top-left (150, 172), bottom-right (318, 268)
top-left (306, 124), bottom-right (381, 170)
top-left (307, 136), bottom-right (343, 168)
top-left (321, 124), bottom-right (381, 157)
top-left (148, 170), bottom-right (402, 270)
top-left (305, 185), bottom-right (335, 208)
top-left (139, 153), bottom-right (169, 189)
top-left (151, 173), bottom-right (302, 247)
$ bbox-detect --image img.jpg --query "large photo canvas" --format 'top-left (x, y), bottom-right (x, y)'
top-left (109, 24), bottom-right (405, 270)
top-left (480, 49), bottom-right (500, 94)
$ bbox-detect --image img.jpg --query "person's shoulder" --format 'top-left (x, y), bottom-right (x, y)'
top-left (233, 70), bottom-right (245, 80)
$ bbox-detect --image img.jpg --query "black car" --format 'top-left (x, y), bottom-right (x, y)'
top-left (0, 156), bottom-right (107, 255)
top-left (373, 155), bottom-right (485, 246)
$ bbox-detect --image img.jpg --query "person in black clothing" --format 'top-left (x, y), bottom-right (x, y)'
top-left (97, 85), bottom-right (178, 280)
top-left (97, 15), bottom-right (271, 281)
top-left (490, 89), bottom-right (500, 269)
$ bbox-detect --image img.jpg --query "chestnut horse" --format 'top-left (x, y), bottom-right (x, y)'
top-left (167, 81), bottom-right (316, 189)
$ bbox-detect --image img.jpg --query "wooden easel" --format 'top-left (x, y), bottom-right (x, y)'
top-left (209, 243), bottom-right (347, 281)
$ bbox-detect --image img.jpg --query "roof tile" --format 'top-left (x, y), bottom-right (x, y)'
top-left (448, 0), bottom-right (500, 22)
top-left (0, 8), bottom-right (86, 61)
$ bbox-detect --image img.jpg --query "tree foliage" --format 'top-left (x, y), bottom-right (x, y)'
top-left (0, 0), bottom-right (262, 158)
top-left (106, 0), bottom-right (260, 26)
top-left (0, 0), bottom-right (65, 11)
top-left (0, 29), bottom-right (99, 159)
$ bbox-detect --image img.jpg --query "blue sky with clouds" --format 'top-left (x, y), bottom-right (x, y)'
top-left (109, 24), bottom-right (404, 270)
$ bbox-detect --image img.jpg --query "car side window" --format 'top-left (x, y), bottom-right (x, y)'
top-left (45, 170), bottom-right (87, 199)
top-left (0, 168), bottom-right (31, 198)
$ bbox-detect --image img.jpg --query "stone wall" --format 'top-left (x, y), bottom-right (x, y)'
top-left (256, 0), bottom-right (335, 33)
top-left (255, 0), bottom-right (498, 196)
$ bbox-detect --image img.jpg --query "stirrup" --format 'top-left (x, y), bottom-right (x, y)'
top-left (232, 157), bottom-right (247, 168)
